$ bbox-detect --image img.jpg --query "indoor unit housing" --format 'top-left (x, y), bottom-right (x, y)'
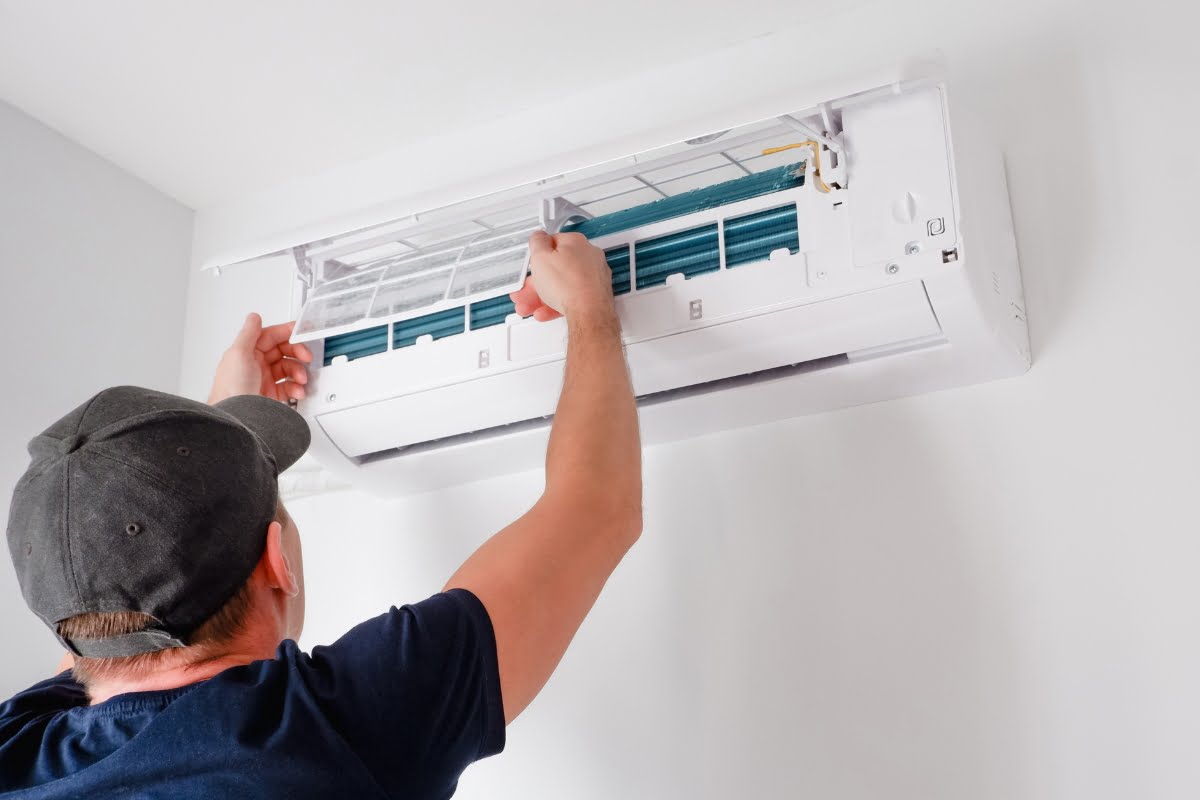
top-left (232, 73), bottom-right (1029, 495)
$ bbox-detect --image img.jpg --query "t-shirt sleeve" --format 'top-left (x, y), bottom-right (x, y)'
top-left (298, 588), bottom-right (505, 795)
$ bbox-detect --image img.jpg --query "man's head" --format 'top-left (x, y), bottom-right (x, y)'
top-left (58, 500), bottom-right (305, 685)
top-left (5, 386), bottom-right (310, 685)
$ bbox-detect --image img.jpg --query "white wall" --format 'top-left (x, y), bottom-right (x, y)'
top-left (0, 101), bottom-right (193, 691)
top-left (180, 2), bottom-right (1200, 799)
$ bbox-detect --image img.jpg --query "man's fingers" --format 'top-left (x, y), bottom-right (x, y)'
top-left (260, 344), bottom-right (309, 367)
top-left (280, 380), bottom-right (307, 402)
top-left (268, 360), bottom-right (306, 384)
top-left (261, 346), bottom-right (285, 365)
top-left (510, 277), bottom-right (542, 317)
top-left (510, 275), bottom-right (566, 321)
top-left (527, 230), bottom-right (554, 260)
top-left (265, 367), bottom-right (307, 401)
top-left (273, 358), bottom-right (308, 384)
top-left (283, 341), bottom-right (313, 363)
top-left (256, 321), bottom-right (297, 353)
top-left (233, 313), bottom-right (263, 349)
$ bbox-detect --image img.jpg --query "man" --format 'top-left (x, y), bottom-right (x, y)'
top-left (0, 231), bottom-right (642, 798)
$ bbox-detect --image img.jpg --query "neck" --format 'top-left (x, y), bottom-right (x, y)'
top-left (86, 648), bottom-right (269, 705)
top-left (85, 617), bottom-right (283, 705)
top-left (82, 583), bottom-right (295, 705)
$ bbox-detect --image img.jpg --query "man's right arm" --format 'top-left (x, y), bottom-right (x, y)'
top-left (443, 231), bottom-right (643, 724)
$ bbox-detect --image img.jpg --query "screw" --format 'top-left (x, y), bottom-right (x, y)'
top-left (816, 270), bottom-right (827, 279)
top-left (887, 263), bottom-right (900, 275)
top-left (326, 393), bottom-right (337, 403)
top-left (906, 243), bottom-right (921, 255)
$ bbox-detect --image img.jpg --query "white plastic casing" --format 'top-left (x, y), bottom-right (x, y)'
top-left (291, 77), bottom-right (1029, 495)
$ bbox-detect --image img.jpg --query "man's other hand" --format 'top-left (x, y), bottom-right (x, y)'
top-left (509, 231), bottom-right (614, 322)
top-left (208, 314), bottom-right (313, 405)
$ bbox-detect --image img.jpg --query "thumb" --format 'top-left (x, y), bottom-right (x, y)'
top-left (233, 312), bottom-right (263, 350)
top-left (528, 230), bottom-right (554, 261)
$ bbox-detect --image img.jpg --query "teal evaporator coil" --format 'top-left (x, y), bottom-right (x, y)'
top-left (635, 224), bottom-right (721, 289)
top-left (322, 325), bottom-right (388, 366)
top-left (560, 161), bottom-right (804, 238)
top-left (724, 204), bottom-right (801, 268)
top-left (393, 307), bottom-right (465, 348)
top-left (469, 295), bottom-right (517, 330)
top-left (605, 245), bottom-right (632, 295)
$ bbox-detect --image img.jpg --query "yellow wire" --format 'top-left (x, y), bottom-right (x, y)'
top-left (762, 141), bottom-right (834, 193)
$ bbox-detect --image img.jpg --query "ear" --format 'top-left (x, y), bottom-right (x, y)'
top-left (263, 520), bottom-right (300, 597)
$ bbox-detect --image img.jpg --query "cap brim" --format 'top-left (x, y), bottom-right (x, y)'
top-left (213, 395), bottom-right (311, 473)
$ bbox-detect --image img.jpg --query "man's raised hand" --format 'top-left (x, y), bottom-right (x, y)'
top-left (509, 231), bottom-right (615, 323)
top-left (208, 313), bottom-right (313, 405)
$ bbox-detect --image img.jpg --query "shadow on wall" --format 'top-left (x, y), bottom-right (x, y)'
top-left (960, 36), bottom-right (1098, 362)
top-left (531, 42), bottom-right (1110, 798)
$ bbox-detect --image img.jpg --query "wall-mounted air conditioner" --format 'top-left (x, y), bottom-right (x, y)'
top-left (250, 73), bottom-right (1028, 495)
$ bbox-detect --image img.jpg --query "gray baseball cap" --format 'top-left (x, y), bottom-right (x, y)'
top-left (5, 386), bottom-right (310, 658)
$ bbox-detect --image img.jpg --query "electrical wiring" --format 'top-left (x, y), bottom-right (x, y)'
top-left (762, 141), bottom-right (835, 193)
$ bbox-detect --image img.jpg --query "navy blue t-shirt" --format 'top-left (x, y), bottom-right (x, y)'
top-left (0, 589), bottom-right (505, 799)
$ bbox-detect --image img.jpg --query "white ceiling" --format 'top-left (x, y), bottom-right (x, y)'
top-left (0, 0), bottom-right (845, 210)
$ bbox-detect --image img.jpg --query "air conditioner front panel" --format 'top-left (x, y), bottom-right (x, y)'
top-left (315, 279), bottom-right (940, 458)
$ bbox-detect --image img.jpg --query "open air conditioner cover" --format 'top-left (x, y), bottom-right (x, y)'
top-left (252, 74), bottom-right (1029, 495)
